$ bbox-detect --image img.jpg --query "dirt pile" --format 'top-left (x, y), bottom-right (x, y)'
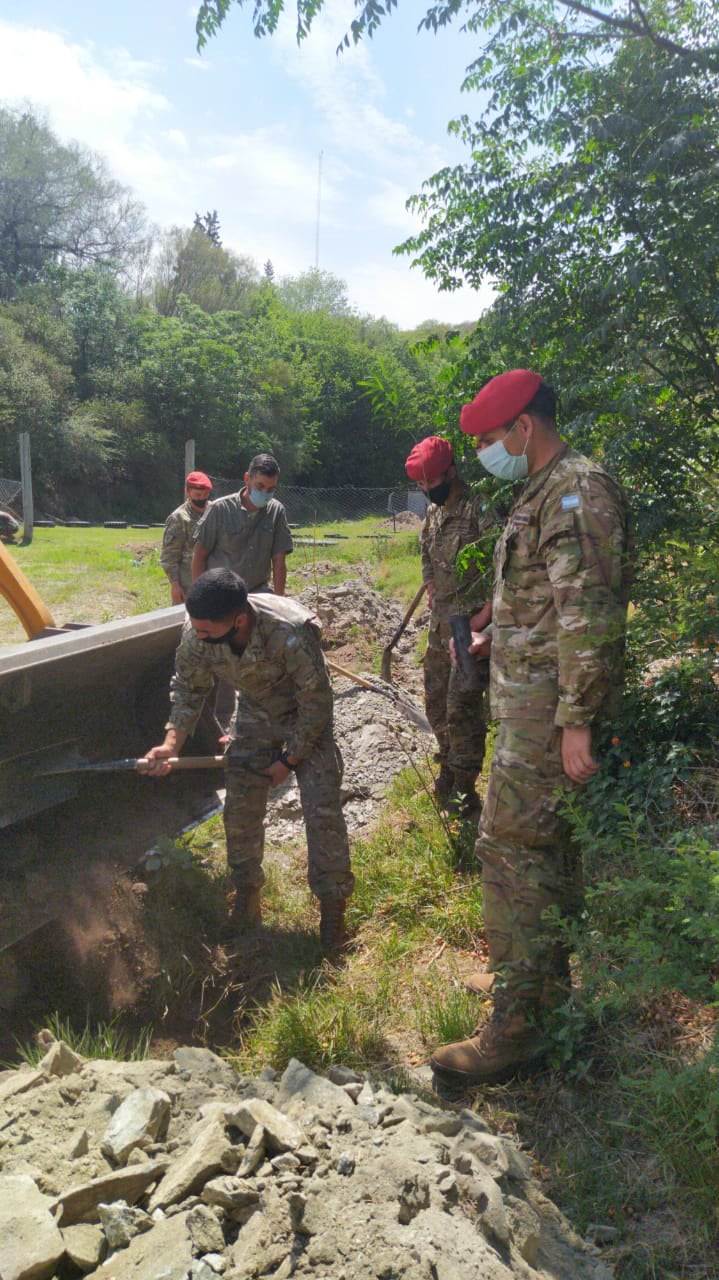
top-left (0, 1041), bottom-right (614, 1280)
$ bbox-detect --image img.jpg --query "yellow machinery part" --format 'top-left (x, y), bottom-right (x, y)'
top-left (0, 540), bottom-right (56, 638)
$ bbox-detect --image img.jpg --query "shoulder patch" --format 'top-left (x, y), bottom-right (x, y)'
top-left (561, 494), bottom-right (581, 510)
top-left (285, 634), bottom-right (299, 648)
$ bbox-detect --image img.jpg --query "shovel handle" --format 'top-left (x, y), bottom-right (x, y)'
top-left (325, 659), bottom-right (384, 694)
top-left (136, 755), bottom-right (227, 773)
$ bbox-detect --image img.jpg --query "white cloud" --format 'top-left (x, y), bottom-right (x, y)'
top-left (184, 56), bottom-right (212, 71)
top-left (344, 256), bottom-right (493, 329)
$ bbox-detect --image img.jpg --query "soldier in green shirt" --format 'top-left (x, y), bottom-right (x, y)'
top-left (144, 568), bottom-right (354, 957)
top-left (431, 370), bottom-right (633, 1086)
top-left (405, 436), bottom-right (496, 815)
top-left (159, 471), bottom-right (213, 604)
top-left (192, 453), bottom-right (293, 595)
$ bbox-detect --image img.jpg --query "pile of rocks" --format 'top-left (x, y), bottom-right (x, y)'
top-left (0, 1041), bottom-right (613, 1280)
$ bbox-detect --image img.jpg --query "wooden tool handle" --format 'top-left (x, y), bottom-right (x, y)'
top-left (325, 659), bottom-right (383, 693)
top-left (136, 756), bottom-right (227, 772)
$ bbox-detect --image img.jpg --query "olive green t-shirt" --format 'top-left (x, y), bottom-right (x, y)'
top-left (194, 489), bottom-right (294, 590)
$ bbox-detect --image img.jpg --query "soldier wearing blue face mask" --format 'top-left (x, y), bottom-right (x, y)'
top-left (192, 452), bottom-right (293, 596)
top-left (430, 369), bottom-right (634, 1087)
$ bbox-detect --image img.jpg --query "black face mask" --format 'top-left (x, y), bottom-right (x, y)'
top-left (191, 497), bottom-right (209, 509)
top-left (201, 623), bottom-right (238, 646)
top-left (427, 479), bottom-right (451, 506)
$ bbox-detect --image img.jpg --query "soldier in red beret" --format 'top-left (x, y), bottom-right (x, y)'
top-left (160, 471), bottom-right (214, 605)
top-left (405, 437), bottom-right (498, 815)
top-left (431, 371), bottom-right (634, 1086)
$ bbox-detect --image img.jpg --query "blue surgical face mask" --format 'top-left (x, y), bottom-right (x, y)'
top-left (249, 488), bottom-right (271, 508)
top-left (477, 424), bottom-right (529, 482)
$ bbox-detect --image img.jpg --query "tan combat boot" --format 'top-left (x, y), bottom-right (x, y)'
top-left (463, 971), bottom-right (496, 997)
top-left (319, 897), bottom-right (348, 960)
top-left (430, 1010), bottom-right (544, 1085)
top-left (229, 885), bottom-right (262, 931)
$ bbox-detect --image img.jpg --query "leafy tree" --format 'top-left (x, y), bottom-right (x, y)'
top-left (0, 106), bottom-right (147, 298)
top-left (151, 226), bottom-right (260, 316)
top-left (195, 0), bottom-right (719, 68)
top-left (60, 266), bottom-right (134, 400)
top-left (277, 268), bottom-right (353, 316)
top-left (194, 210), bottom-right (222, 245)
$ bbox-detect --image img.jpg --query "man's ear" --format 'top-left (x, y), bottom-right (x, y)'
top-left (244, 472), bottom-right (251, 486)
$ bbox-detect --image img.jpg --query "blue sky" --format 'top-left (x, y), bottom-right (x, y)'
top-left (0, 0), bottom-right (494, 328)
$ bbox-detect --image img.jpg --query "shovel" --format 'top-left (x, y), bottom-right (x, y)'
top-left (39, 754), bottom-right (228, 776)
top-left (326, 658), bottom-right (431, 733)
top-left (381, 582), bottom-right (427, 682)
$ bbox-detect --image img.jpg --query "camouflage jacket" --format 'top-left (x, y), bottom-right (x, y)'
top-left (166, 593), bottom-right (332, 760)
top-left (420, 482), bottom-right (497, 645)
top-left (490, 447), bottom-right (633, 726)
top-left (194, 489), bottom-right (294, 590)
top-left (159, 500), bottom-right (202, 592)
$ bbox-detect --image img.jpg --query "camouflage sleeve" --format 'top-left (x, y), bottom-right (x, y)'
top-left (159, 513), bottom-right (184, 582)
top-left (272, 505), bottom-right (294, 556)
top-left (194, 504), bottom-right (217, 552)
top-left (282, 624), bottom-right (334, 759)
top-left (541, 478), bottom-right (631, 728)
top-left (165, 626), bottom-right (216, 734)
top-left (420, 515), bottom-right (433, 585)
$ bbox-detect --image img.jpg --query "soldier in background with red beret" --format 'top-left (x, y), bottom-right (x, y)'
top-left (160, 471), bottom-right (214, 605)
top-left (405, 436), bottom-right (498, 816)
top-left (431, 370), bottom-right (634, 1086)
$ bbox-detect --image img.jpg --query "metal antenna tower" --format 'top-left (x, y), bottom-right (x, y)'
top-left (314, 150), bottom-right (323, 271)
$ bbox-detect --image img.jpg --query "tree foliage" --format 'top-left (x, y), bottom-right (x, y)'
top-left (0, 106), bottom-right (148, 299)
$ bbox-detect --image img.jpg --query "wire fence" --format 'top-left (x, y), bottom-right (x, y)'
top-left (210, 477), bottom-right (429, 527)
top-left (0, 475), bottom-right (429, 531)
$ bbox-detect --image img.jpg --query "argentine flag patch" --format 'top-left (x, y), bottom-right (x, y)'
top-left (561, 494), bottom-right (580, 510)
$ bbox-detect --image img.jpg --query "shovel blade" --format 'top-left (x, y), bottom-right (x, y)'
top-left (0, 741), bottom-right (82, 828)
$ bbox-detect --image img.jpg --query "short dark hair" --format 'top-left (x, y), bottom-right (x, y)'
top-left (248, 452), bottom-right (280, 478)
top-left (524, 381), bottom-right (557, 425)
top-left (185, 569), bottom-right (248, 620)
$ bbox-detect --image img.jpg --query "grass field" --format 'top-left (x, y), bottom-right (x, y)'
top-left (4, 523), bottom-right (719, 1279)
top-left (0, 517), bottom-right (422, 647)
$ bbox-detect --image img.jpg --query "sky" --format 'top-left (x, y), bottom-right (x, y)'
top-left (0, 0), bottom-right (495, 329)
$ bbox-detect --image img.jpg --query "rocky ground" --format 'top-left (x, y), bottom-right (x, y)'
top-left (0, 1039), bottom-right (614, 1280)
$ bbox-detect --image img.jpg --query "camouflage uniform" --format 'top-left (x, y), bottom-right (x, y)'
top-left (159, 499), bottom-right (203, 594)
top-left (479, 447), bottom-right (633, 1008)
top-left (166, 593), bottom-right (353, 902)
top-left (194, 489), bottom-right (294, 590)
top-left (420, 483), bottom-right (495, 779)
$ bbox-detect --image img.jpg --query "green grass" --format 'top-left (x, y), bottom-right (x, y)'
top-left (11, 1011), bottom-right (154, 1066)
top-left (1, 527), bottom-right (167, 643)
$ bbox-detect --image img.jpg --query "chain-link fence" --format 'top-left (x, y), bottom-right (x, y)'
top-left (0, 477), bottom-right (22, 538)
top-left (209, 477), bottom-right (428, 527)
top-left (0, 473), bottom-right (429, 531)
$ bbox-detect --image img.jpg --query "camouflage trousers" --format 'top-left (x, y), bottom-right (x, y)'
top-left (476, 718), bottom-right (584, 1010)
top-left (224, 724), bottom-right (354, 902)
top-left (423, 640), bottom-right (488, 774)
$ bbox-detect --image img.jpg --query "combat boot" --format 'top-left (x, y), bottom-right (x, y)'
top-left (433, 764), bottom-right (455, 805)
top-left (229, 885), bottom-right (262, 931)
top-left (463, 970), bottom-right (496, 997)
top-left (319, 896), bottom-right (348, 960)
top-left (447, 770), bottom-right (482, 818)
top-left (430, 1010), bottom-right (544, 1085)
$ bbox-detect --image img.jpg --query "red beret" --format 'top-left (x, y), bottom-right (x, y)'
top-left (186, 471), bottom-right (213, 489)
top-left (405, 437), bottom-right (454, 484)
top-left (460, 370), bottom-right (543, 436)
